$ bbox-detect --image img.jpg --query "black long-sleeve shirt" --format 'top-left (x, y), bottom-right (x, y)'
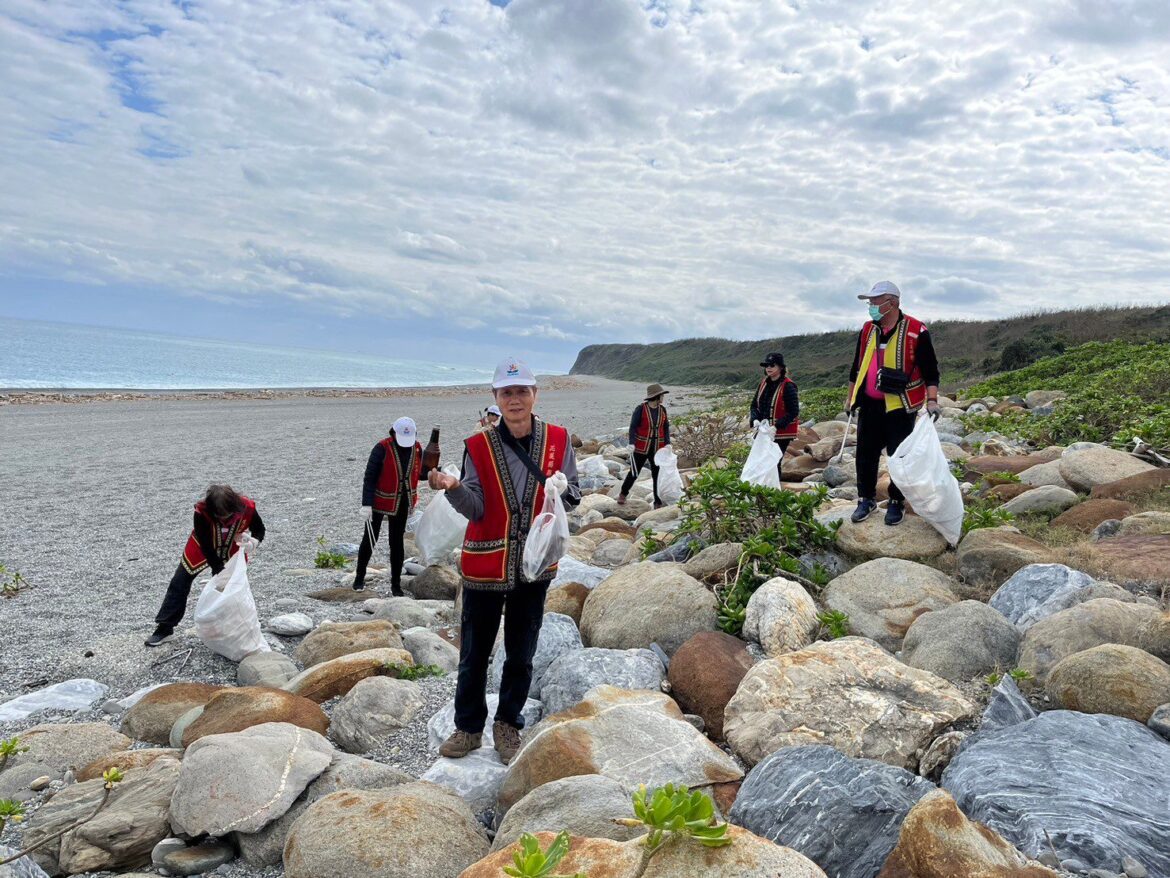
top-left (750, 379), bottom-right (800, 429)
top-left (628, 405), bottom-right (670, 447)
top-left (194, 507), bottom-right (265, 575)
top-left (361, 441), bottom-right (432, 507)
top-left (849, 314), bottom-right (940, 387)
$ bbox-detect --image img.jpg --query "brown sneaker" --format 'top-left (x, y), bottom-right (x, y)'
top-left (439, 729), bottom-right (482, 759)
top-left (617, 493), bottom-right (628, 505)
top-left (493, 721), bottom-right (522, 765)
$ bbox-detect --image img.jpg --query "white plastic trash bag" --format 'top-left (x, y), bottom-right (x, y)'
top-left (415, 464), bottom-right (469, 565)
top-left (654, 445), bottom-right (684, 505)
top-left (741, 423), bottom-right (782, 488)
top-left (405, 504), bottom-right (424, 534)
top-left (888, 413), bottom-right (965, 546)
top-left (193, 542), bottom-right (269, 662)
top-left (522, 472), bottom-right (570, 582)
top-left (580, 455), bottom-right (610, 479)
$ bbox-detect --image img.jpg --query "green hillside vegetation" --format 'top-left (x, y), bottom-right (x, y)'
top-left (571, 304), bottom-right (1170, 392)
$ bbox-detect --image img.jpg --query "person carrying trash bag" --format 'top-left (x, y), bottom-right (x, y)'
top-left (845, 281), bottom-right (941, 526)
top-left (618, 383), bottom-right (671, 508)
top-left (146, 484), bottom-right (265, 647)
top-left (427, 356), bottom-right (580, 765)
top-left (750, 352), bottom-right (800, 481)
top-left (355, 416), bottom-right (434, 595)
top-left (479, 404), bottom-right (502, 431)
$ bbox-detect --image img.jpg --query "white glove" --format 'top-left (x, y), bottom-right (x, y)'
top-left (546, 471), bottom-right (569, 497)
top-left (361, 506), bottom-right (373, 521)
top-left (752, 420), bottom-right (760, 429)
top-left (236, 533), bottom-right (259, 553)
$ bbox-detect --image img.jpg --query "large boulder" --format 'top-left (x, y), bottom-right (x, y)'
top-left (1117, 510), bottom-right (1170, 536)
top-left (3, 723), bottom-right (131, 781)
top-left (1090, 467), bottom-right (1170, 501)
top-left (823, 560), bottom-right (959, 652)
top-left (76, 747), bottom-right (180, 782)
top-left (329, 676), bottom-right (425, 753)
top-left (293, 620), bottom-right (403, 667)
top-left (364, 596), bottom-right (455, 629)
top-left (121, 683), bottom-right (225, 745)
top-left (181, 686), bottom-right (329, 746)
top-left (0, 848), bottom-right (49, 878)
top-left (401, 627), bottom-right (460, 673)
top-left (236, 753), bottom-right (413, 867)
top-left (238, 652), bottom-right (300, 688)
top-left (497, 686), bottom-right (742, 814)
top-left (1017, 598), bottom-right (1163, 683)
top-left (1000, 486), bottom-right (1079, 517)
top-left (1017, 459), bottom-right (1072, 490)
top-left (956, 529), bottom-right (1054, 590)
top-left (1046, 643), bottom-right (1170, 723)
top-left (20, 757), bottom-right (179, 876)
top-left (426, 695), bottom-right (543, 752)
top-left (901, 600), bottom-right (1021, 683)
top-left (724, 638), bottom-right (975, 769)
top-left (877, 788), bottom-right (1059, 878)
top-left (682, 542), bottom-right (744, 581)
top-left (743, 577), bottom-right (820, 657)
top-left (545, 582), bottom-right (590, 624)
top-left (1089, 534), bottom-right (1170, 594)
top-left (1050, 498), bottom-right (1136, 533)
top-left (282, 782), bottom-right (489, 878)
top-left (409, 564), bottom-right (460, 599)
top-left (539, 647), bottom-right (664, 716)
top-left (836, 515), bottom-right (948, 562)
top-left (579, 562), bottom-right (717, 655)
top-left (464, 828), bottom-right (827, 878)
top-left (668, 631), bottom-right (756, 741)
top-left (980, 676), bottom-right (1038, 734)
top-left (170, 722), bottom-right (333, 837)
top-left (488, 612), bottom-right (582, 698)
top-left (491, 774), bottom-right (640, 851)
top-left (283, 647), bottom-right (414, 703)
top-left (1058, 446), bottom-right (1156, 492)
top-left (730, 744), bottom-right (935, 878)
top-left (988, 563), bottom-right (1098, 631)
top-left (942, 711), bottom-right (1170, 876)
top-left (421, 748), bottom-right (510, 815)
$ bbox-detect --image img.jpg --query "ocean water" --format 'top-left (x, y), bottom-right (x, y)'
top-left (0, 319), bottom-right (496, 390)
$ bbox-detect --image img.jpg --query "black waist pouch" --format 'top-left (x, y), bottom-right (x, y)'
top-left (876, 367), bottom-right (911, 393)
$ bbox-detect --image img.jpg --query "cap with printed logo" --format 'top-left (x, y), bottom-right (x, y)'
top-left (392, 416), bottom-right (417, 447)
top-left (492, 357), bottom-right (537, 389)
top-left (857, 280), bottom-right (901, 300)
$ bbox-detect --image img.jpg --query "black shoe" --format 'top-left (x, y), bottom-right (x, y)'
top-left (353, 581), bottom-right (366, 592)
top-left (144, 627), bottom-right (174, 647)
top-left (851, 499), bottom-right (877, 523)
top-left (391, 584), bottom-right (405, 597)
top-left (885, 501), bottom-right (905, 526)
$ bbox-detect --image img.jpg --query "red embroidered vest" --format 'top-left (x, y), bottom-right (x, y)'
top-left (754, 377), bottom-right (800, 437)
top-left (855, 314), bottom-right (928, 412)
top-left (181, 497), bottom-right (256, 574)
top-left (633, 403), bottom-right (668, 455)
top-left (373, 439), bottom-right (422, 515)
top-left (461, 419), bottom-right (567, 587)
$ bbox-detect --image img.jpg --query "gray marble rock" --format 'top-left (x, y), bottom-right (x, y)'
top-left (979, 676), bottom-right (1038, 734)
top-left (1148, 703), bottom-right (1170, 741)
top-left (421, 747), bottom-right (508, 815)
top-left (539, 647), bottom-right (665, 716)
top-left (0, 679), bottom-right (108, 722)
top-left (798, 551), bottom-right (849, 582)
top-left (989, 563), bottom-right (1097, 630)
top-left (550, 556), bottom-right (613, 589)
top-left (1090, 519), bottom-right (1124, 542)
top-left (647, 534), bottom-right (703, 563)
top-left (427, 695), bottom-right (543, 751)
top-left (729, 744), bottom-right (935, 878)
top-left (0, 846), bottom-right (50, 878)
top-left (822, 462), bottom-right (854, 487)
top-left (941, 711), bottom-right (1170, 876)
top-left (488, 612), bottom-right (582, 698)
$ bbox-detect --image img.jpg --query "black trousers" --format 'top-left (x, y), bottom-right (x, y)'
top-left (355, 508), bottom-right (409, 587)
top-left (856, 397), bottom-right (916, 502)
top-left (155, 563), bottom-right (201, 631)
top-left (621, 450), bottom-right (660, 504)
top-left (776, 438), bottom-right (792, 481)
top-left (454, 582), bottom-right (549, 734)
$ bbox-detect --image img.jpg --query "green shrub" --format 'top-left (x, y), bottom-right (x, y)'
top-left (313, 536), bottom-right (348, 569)
top-left (962, 498), bottom-right (1014, 536)
top-left (816, 609), bottom-right (850, 639)
top-left (0, 564), bottom-right (28, 599)
top-left (617, 784), bottom-right (732, 859)
top-left (800, 386), bottom-right (850, 423)
top-left (383, 662), bottom-right (445, 681)
top-left (503, 831), bottom-right (585, 878)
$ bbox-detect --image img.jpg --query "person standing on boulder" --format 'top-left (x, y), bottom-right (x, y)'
top-left (618, 383), bottom-right (671, 508)
top-left (845, 281), bottom-right (941, 526)
top-left (750, 352), bottom-right (800, 481)
top-left (146, 484), bottom-right (265, 647)
top-left (355, 416), bottom-right (432, 595)
top-left (427, 357), bottom-right (580, 765)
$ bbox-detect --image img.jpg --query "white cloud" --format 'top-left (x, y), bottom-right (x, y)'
top-left (2, 0), bottom-right (1169, 357)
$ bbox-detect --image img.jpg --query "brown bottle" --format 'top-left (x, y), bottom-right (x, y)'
top-left (423, 426), bottom-right (441, 472)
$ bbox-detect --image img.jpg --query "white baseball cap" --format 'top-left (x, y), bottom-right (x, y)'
top-left (858, 280), bottom-right (901, 300)
top-left (486, 405), bottom-right (502, 417)
top-left (392, 416), bottom-right (417, 447)
top-left (492, 357), bottom-right (537, 389)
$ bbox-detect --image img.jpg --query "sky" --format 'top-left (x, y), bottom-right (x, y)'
top-left (2, 0), bottom-right (1170, 372)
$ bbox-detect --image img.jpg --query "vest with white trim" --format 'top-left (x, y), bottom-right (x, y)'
top-left (849, 313), bottom-right (929, 413)
top-left (373, 439), bottom-right (423, 515)
top-left (633, 403), bottom-right (669, 455)
top-left (754, 377), bottom-right (800, 437)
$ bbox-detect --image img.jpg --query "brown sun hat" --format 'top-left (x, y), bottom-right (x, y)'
top-left (644, 383), bottom-right (669, 401)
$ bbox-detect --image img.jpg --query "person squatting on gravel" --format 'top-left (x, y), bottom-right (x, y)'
top-left (750, 352), bottom-right (800, 481)
top-left (355, 416), bottom-right (433, 595)
top-left (618, 383), bottom-right (671, 508)
top-left (428, 357), bottom-right (580, 765)
top-left (846, 281), bottom-right (941, 527)
top-left (146, 484), bottom-right (265, 647)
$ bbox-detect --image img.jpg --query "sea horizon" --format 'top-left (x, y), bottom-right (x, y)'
top-left (0, 317), bottom-right (518, 390)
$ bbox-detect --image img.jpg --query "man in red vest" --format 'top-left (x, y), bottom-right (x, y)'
top-left (845, 282), bottom-right (941, 526)
top-left (428, 357), bottom-right (580, 765)
top-left (355, 416), bottom-right (430, 595)
top-left (618, 383), bottom-right (670, 507)
top-left (750, 352), bottom-right (800, 481)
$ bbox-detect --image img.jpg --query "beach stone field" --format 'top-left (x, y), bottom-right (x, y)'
top-left (1, 380), bottom-right (1168, 878)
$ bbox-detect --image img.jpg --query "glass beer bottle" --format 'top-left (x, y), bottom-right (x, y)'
top-left (423, 426), bottom-right (441, 472)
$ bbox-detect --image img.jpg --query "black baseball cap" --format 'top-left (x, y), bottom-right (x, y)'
top-left (759, 352), bottom-right (785, 367)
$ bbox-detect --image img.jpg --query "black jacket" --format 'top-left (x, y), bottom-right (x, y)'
top-left (750, 378), bottom-right (800, 430)
top-left (628, 405), bottom-right (671, 447)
